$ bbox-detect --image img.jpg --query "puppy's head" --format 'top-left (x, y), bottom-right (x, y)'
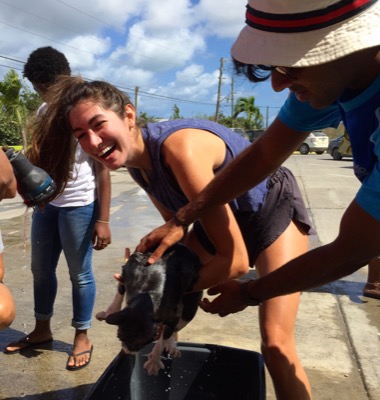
top-left (106, 292), bottom-right (156, 353)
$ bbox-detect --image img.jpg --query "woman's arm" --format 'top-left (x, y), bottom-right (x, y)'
top-left (158, 128), bottom-right (250, 290)
top-left (93, 161), bottom-right (112, 250)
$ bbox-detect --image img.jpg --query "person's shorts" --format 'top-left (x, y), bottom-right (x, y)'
top-left (193, 166), bottom-right (315, 267)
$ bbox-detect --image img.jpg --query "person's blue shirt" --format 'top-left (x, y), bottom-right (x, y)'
top-left (278, 74), bottom-right (380, 221)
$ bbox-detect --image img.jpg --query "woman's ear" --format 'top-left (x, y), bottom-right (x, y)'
top-left (125, 104), bottom-right (136, 128)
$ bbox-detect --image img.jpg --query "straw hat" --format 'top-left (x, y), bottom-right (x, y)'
top-left (231, 0), bottom-right (380, 67)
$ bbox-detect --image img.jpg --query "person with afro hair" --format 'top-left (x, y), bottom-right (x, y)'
top-left (5, 46), bottom-right (112, 372)
top-left (23, 46), bottom-right (71, 93)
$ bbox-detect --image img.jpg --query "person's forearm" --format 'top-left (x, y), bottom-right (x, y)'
top-left (191, 250), bottom-right (249, 292)
top-left (245, 201), bottom-right (380, 302)
top-left (96, 163), bottom-right (111, 222)
top-left (247, 243), bottom-right (366, 302)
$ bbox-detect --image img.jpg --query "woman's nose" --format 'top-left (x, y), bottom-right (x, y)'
top-left (86, 129), bottom-right (102, 148)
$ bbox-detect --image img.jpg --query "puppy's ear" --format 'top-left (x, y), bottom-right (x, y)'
top-left (106, 308), bottom-right (132, 326)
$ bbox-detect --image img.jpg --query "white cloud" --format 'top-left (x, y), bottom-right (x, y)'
top-left (0, 0), bottom-right (287, 119)
top-left (195, 0), bottom-right (248, 38)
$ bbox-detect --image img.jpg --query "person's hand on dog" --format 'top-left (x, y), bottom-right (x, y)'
top-left (92, 221), bottom-right (111, 250)
top-left (136, 218), bottom-right (186, 264)
top-left (200, 280), bottom-right (251, 317)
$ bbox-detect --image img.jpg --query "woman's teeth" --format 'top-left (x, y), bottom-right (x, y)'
top-left (98, 146), bottom-right (114, 157)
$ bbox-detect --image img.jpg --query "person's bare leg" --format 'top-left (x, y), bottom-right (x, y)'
top-left (0, 283), bottom-right (15, 330)
top-left (363, 256), bottom-right (380, 298)
top-left (0, 253), bottom-right (15, 330)
top-left (256, 221), bottom-right (312, 400)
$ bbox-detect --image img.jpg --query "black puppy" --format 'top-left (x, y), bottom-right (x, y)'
top-left (104, 243), bottom-right (202, 375)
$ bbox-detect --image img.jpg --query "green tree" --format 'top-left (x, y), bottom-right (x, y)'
top-left (137, 111), bottom-right (157, 125)
top-left (0, 70), bottom-right (36, 149)
top-left (233, 96), bottom-right (263, 129)
top-left (0, 113), bottom-right (20, 145)
top-left (170, 104), bottom-right (182, 120)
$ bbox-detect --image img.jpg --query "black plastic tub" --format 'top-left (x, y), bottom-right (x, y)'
top-left (85, 342), bottom-right (265, 400)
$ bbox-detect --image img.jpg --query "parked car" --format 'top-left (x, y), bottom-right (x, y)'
top-left (230, 127), bottom-right (250, 141)
top-left (327, 133), bottom-right (352, 160)
top-left (298, 131), bottom-right (329, 154)
top-left (246, 129), bottom-right (265, 142)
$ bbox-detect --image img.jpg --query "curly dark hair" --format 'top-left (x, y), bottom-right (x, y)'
top-left (23, 46), bottom-right (71, 85)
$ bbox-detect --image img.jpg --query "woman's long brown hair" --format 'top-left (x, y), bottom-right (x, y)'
top-left (27, 76), bottom-right (133, 198)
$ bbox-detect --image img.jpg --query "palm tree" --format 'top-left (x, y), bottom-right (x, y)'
top-left (171, 104), bottom-right (182, 120)
top-left (233, 96), bottom-right (263, 129)
top-left (0, 70), bottom-right (29, 149)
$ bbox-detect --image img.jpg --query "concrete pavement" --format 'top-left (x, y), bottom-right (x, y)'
top-left (0, 155), bottom-right (379, 399)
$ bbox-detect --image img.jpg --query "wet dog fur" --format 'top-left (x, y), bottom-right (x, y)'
top-left (103, 244), bottom-right (202, 375)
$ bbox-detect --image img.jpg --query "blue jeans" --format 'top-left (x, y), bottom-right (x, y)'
top-left (31, 202), bottom-right (98, 330)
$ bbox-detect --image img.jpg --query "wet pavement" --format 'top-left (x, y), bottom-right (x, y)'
top-left (0, 156), bottom-right (379, 400)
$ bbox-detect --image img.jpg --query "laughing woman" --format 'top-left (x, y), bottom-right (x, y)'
top-left (33, 76), bottom-right (314, 399)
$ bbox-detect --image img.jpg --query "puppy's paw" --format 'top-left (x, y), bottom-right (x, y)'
top-left (168, 346), bottom-right (181, 358)
top-left (95, 291), bottom-right (124, 321)
top-left (164, 335), bottom-right (181, 358)
top-left (95, 311), bottom-right (108, 321)
top-left (144, 356), bottom-right (165, 375)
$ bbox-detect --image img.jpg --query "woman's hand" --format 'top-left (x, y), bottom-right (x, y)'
top-left (136, 218), bottom-right (186, 264)
top-left (199, 280), bottom-right (252, 317)
top-left (92, 221), bottom-right (112, 250)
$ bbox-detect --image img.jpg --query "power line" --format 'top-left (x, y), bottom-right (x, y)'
top-left (0, 60), bottom-right (216, 108)
top-left (0, 54), bottom-right (24, 64)
top-left (0, 0), bottom-right (220, 91)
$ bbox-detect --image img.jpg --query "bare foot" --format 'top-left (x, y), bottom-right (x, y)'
top-left (66, 330), bottom-right (92, 370)
top-left (5, 330), bottom-right (53, 354)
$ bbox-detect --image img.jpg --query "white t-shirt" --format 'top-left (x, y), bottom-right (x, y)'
top-left (50, 144), bottom-right (96, 207)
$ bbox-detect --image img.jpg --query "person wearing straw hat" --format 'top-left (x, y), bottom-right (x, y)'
top-left (137, 1), bottom-right (380, 319)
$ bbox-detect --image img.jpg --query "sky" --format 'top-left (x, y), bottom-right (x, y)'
top-left (0, 0), bottom-right (289, 125)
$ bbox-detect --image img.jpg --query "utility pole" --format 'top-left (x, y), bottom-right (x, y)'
top-left (134, 86), bottom-right (139, 115)
top-left (215, 57), bottom-right (224, 122)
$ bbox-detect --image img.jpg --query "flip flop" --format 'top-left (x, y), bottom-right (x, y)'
top-left (363, 283), bottom-right (380, 300)
top-left (4, 336), bottom-right (53, 354)
top-left (363, 289), bottom-right (380, 300)
top-left (66, 345), bottom-right (93, 371)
